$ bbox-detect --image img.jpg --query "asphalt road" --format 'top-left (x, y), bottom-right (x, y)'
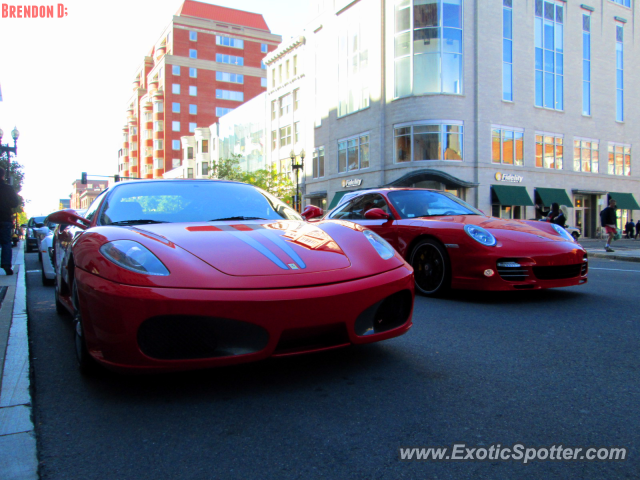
top-left (26, 252), bottom-right (640, 479)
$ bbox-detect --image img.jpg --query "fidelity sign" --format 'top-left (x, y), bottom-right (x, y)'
top-left (495, 172), bottom-right (523, 183)
top-left (342, 178), bottom-right (362, 188)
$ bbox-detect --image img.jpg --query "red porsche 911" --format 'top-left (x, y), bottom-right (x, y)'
top-left (47, 180), bottom-right (414, 374)
top-left (302, 188), bottom-right (588, 296)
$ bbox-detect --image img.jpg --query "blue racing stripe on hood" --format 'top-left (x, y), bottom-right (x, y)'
top-left (256, 229), bottom-right (307, 269)
top-left (228, 231), bottom-right (289, 270)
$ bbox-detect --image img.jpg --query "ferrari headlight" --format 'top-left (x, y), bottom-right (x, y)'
top-left (464, 225), bottom-right (497, 247)
top-left (363, 230), bottom-right (395, 260)
top-left (99, 240), bottom-right (170, 276)
top-left (551, 224), bottom-right (575, 242)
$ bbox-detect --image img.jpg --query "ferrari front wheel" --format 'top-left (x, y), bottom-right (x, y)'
top-left (72, 279), bottom-right (99, 375)
top-left (410, 239), bottom-right (451, 296)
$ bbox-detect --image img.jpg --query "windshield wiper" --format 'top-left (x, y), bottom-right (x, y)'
top-left (208, 216), bottom-right (267, 221)
top-left (109, 220), bottom-right (168, 226)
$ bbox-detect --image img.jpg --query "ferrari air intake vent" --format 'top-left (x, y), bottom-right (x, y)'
top-left (274, 323), bottom-right (350, 355)
top-left (137, 315), bottom-right (269, 360)
top-left (354, 289), bottom-right (413, 336)
top-left (533, 264), bottom-right (583, 280)
top-left (496, 259), bottom-right (528, 282)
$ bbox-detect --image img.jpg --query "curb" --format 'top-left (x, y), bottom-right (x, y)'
top-left (586, 251), bottom-right (640, 263)
top-left (0, 243), bottom-right (37, 480)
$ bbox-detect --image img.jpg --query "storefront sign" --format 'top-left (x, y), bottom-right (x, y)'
top-left (495, 172), bottom-right (523, 183)
top-left (342, 178), bottom-right (362, 188)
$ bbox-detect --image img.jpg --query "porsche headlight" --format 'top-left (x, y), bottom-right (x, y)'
top-left (464, 225), bottom-right (497, 247)
top-left (363, 230), bottom-right (395, 260)
top-left (551, 224), bottom-right (575, 242)
top-left (99, 240), bottom-right (170, 276)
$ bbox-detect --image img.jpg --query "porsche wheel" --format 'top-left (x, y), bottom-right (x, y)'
top-left (72, 280), bottom-right (99, 375)
top-left (410, 239), bottom-right (451, 296)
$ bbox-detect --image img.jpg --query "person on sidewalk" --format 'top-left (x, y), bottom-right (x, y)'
top-left (0, 167), bottom-right (20, 275)
top-left (547, 203), bottom-right (567, 227)
top-left (600, 198), bottom-right (617, 253)
top-left (636, 219), bottom-right (640, 240)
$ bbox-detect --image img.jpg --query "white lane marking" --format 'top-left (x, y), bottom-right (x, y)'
top-left (589, 267), bottom-right (640, 273)
top-left (26, 270), bottom-right (42, 273)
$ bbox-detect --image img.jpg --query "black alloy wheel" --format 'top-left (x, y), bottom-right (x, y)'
top-left (72, 279), bottom-right (99, 375)
top-left (409, 239), bottom-right (451, 296)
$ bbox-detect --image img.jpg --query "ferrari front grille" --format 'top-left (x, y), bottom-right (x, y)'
top-left (532, 263), bottom-right (583, 280)
top-left (137, 315), bottom-right (269, 360)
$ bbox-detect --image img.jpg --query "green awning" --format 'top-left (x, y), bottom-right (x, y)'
top-left (535, 187), bottom-right (573, 207)
top-left (608, 192), bottom-right (640, 210)
top-left (328, 191), bottom-right (349, 210)
top-left (491, 185), bottom-right (534, 206)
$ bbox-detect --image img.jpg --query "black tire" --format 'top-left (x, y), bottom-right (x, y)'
top-left (38, 250), bottom-right (42, 263)
top-left (54, 282), bottom-right (67, 315)
top-left (409, 238), bottom-right (451, 296)
top-left (72, 279), bottom-right (99, 375)
top-left (41, 267), bottom-right (54, 286)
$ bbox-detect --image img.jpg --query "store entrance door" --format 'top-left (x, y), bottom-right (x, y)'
top-left (574, 195), bottom-right (593, 238)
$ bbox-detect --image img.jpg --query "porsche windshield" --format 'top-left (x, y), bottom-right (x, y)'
top-left (388, 190), bottom-right (482, 218)
top-left (99, 181), bottom-right (302, 225)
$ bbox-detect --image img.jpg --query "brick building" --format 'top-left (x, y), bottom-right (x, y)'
top-left (118, 0), bottom-right (281, 180)
top-left (70, 180), bottom-right (109, 210)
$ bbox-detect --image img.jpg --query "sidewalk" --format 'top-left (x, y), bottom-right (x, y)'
top-left (579, 238), bottom-right (640, 263)
top-left (0, 241), bottom-right (37, 480)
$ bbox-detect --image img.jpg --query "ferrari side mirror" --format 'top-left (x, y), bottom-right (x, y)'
top-left (364, 208), bottom-right (390, 220)
top-left (301, 205), bottom-right (324, 220)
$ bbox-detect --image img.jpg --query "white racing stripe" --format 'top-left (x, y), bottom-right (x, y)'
top-left (589, 267), bottom-right (640, 273)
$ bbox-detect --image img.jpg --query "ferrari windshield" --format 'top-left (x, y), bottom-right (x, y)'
top-left (99, 181), bottom-right (302, 225)
top-left (388, 190), bottom-right (482, 218)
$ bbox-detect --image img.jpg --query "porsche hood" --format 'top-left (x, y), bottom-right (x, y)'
top-left (133, 220), bottom-right (353, 276)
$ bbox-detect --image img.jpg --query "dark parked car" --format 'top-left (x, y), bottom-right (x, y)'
top-left (25, 216), bottom-right (47, 253)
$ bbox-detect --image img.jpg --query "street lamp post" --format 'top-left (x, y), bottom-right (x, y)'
top-left (0, 127), bottom-right (20, 185)
top-left (290, 149), bottom-right (305, 212)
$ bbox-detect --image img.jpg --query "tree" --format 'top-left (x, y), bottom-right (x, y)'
top-left (241, 165), bottom-right (295, 206)
top-left (209, 154), bottom-right (245, 182)
top-left (0, 155), bottom-right (26, 222)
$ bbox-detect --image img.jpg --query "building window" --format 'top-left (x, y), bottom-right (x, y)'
top-left (172, 140), bottom-right (181, 150)
top-left (616, 24), bottom-right (624, 122)
top-left (610, 0), bottom-right (631, 6)
top-left (261, 43), bottom-right (268, 53)
top-left (216, 107), bottom-right (234, 116)
top-left (608, 143), bottom-right (631, 176)
top-left (216, 72), bottom-right (244, 83)
top-left (189, 49), bottom-right (197, 59)
top-left (503, 0), bottom-right (513, 101)
top-left (534, 0), bottom-right (564, 110)
top-left (154, 139), bottom-right (163, 150)
top-left (272, 130), bottom-right (277, 150)
top-left (216, 36), bottom-right (244, 48)
top-left (293, 55), bottom-right (298, 76)
top-left (189, 86), bottom-right (197, 96)
top-left (394, 123), bottom-right (463, 163)
top-left (172, 84), bottom-right (180, 94)
top-left (145, 165), bottom-right (152, 175)
top-left (216, 53), bottom-right (244, 66)
top-left (188, 168), bottom-right (194, 179)
top-left (279, 93), bottom-right (292, 116)
top-left (279, 64), bottom-right (283, 84)
top-left (313, 147), bottom-right (325, 178)
top-left (261, 78), bottom-right (267, 87)
top-left (144, 111), bottom-right (152, 122)
top-left (202, 140), bottom-right (209, 153)
top-left (294, 89), bottom-right (300, 111)
top-left (492, 127), bottom-right (523, 165)
top-left (338, 2), bottom-right (369, 116)
top-left (582, 14), bottom-right (591, 115)
top-left (286, 59), bottom-right (290, 80)
top-left (393, 0), bottom-right (463, 97)
top-left (153, 158), bottom-right (164, 169)
top-left (189, 31), bottom-right (197, 41)
top-left (202, 162), bottom-right (209, 176)
top-left (172, 121), bottom-right (180, 132)
top-left (272, 68), bottom-right (276, 87)
top-left (189, 122), bottom-right (196, 133)
top-left (280, 125), bottom-right (292, 147)
top-left (189, 68), bottom-right (197, 78)
top-left (189, 104), bottom-right (197, 114)
top-left (130, 142), bottom-right (137, 151)
top-left (216, 90), bottom-right (243, 101)
top-left (535, 134), bottom-right (563, 169)
top-left (573, 139), bottom-right (598, 173)
top-left (172, 102), bottom-right (180, 113)
top-left (271, 100), bottom-right (277, 120)
top-left (154, 120), bottom-right (163, 131)
top-left (338, 134), bottom-right (370, 173)
top-left (153, 102), bottom-right (163, 113)
top-left (187, 147), bottom-right (193, 160)
top-left (294, 122), bottom-right (300, 144)
top-left (261, 61), bottom-right (266, 70)
top-left (172, 65), bottom-right (180, 75)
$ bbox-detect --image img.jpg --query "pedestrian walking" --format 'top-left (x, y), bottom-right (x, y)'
top-left (626, 219), bottom-right (635, 239)
top-left (0, 167), bottom-right (20, 275)
top-left (636, 219), bottom-right (640, 240)
top-left (600, 198), bottom-right (618, 253)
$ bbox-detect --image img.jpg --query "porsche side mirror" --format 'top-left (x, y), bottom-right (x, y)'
top-left (364, 208), bottom-right (390, 220)
top-left (301, 205), bottom-right (324, 220)
top-left (46, 210), bottom-right (90, 231)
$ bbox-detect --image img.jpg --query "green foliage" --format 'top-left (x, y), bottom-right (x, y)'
top-left (209, 154), bottom-right (245, 182)
top-left (240, 165), bottom-right (295, 206)
top-left (126, 195), bottom-right (188, 214)
top-left (0, 154), bottom-right (25, 215)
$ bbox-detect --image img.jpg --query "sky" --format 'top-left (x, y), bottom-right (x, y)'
top-left (0, 0), bottom-right (308, 217)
